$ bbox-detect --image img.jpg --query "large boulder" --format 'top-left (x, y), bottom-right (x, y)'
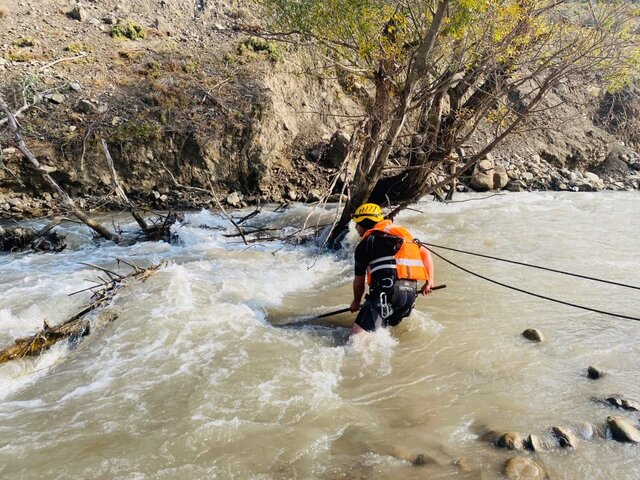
top-left (470, 156), bottom-right (509, 191)
top-left (320, 130), bottom-right (350, 168)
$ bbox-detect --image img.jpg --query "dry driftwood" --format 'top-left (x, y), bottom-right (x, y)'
top-left (0, 261), bottom-right (165, 364)
top-left (103, 140), bottom-right (182, 243)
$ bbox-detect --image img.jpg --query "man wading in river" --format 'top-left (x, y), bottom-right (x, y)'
top-left (349, 203), bottom-right (435, 335)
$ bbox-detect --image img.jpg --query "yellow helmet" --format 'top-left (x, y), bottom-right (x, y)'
top-left (352, 203), bottom-right (384, 224)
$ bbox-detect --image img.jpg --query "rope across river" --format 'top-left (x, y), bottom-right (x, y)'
top-left (421, 242), bottom-right (640, 291)
top-left (415, 240), bottom-right (640, 322)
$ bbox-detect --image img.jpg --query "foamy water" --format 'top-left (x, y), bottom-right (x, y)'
top-left (1, 192), bottom-right (639, 479)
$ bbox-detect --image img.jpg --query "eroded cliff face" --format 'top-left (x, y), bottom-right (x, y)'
top-left (0, 0), bottom-right (363, 217)
top-left (0, 0), bottom-right (638, 219)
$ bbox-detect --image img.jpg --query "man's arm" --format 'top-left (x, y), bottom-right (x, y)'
top-left (350, 275), bottom-right (366, 312)
top-left (419, 246), bottom-right (435, 295)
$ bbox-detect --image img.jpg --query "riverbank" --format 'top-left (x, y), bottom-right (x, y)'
top-left (1, 0), bottom-right (639, 221)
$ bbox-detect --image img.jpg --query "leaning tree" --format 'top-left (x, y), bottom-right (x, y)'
top-left (259, 0), bottom-right (639, 245)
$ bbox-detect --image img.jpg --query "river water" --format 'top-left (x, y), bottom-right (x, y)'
top-left (0, 192), bottom-right (639, 479)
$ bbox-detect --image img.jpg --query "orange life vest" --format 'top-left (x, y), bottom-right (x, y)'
top-left (361, 220), bottom-right (429, 284)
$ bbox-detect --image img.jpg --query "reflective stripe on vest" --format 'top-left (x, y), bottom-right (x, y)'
top-left (361, 220), bottom-right (429, 284)
top-left (368, 255), bottom-right (396, 274)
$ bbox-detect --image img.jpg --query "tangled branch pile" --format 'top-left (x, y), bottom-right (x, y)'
top-left (0, 260), bottom-right (166, 364)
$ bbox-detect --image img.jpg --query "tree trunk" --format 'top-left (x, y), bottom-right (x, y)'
top-left (325, 0), bottom-right (452, 247)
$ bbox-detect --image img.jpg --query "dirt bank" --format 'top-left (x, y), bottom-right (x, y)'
top-left (1, 0), bottom-right (639, 220)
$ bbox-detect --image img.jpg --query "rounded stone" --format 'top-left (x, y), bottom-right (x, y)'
top-left (522, 328), bottom-right (544, 342)
top-left (527, 434), bottom-right (545, 452)
top-left (504, 457), bottom-right (546, 480)
top-left (498, 432), bottom-right (527, 451)
top-left (587, 366), bottom-right (605, 379)
top-left (607, 416), bottom-right (640, 443)
top-left (552, 426), bottom-right (578, 449)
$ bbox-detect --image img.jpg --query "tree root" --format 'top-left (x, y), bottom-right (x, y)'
top-left (0, 261), bottom-right (166, 364)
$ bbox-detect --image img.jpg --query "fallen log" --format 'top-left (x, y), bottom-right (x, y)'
top-left (0, 261), bottom-right (165, 364)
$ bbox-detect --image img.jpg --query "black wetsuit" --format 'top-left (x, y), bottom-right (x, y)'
top-left (354, 231), bottom-right (417, 331)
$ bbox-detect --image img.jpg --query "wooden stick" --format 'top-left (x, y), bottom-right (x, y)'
top-left (38, 52), bottom-right (88, 72)
top-left (79, 262), bottom-right (124, 279)
top-left (101, 139), bottom-right (149, 232)
top-left (281, 284), bottom-right (448, 326)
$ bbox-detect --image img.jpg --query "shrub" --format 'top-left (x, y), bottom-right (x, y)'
top-left (184, 59), bottom-right (199, 74)
top-left (238, 37), bottom-right (279, 62)
top-left (111, 21), bottom-right (146, 41)
top-left (4, 49), bottom-right (36, 62)
top-left (64, 42), bottom-right (91, 53)
top-left (118, 49), bottom-right (140, 61)
top-left (12, 37), bottom-right (34, 47)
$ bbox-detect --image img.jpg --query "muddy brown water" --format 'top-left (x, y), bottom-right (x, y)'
top-left (1, 192), bottom-right (639, 479)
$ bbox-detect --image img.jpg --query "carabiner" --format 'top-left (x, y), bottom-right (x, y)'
top-left (379, 292), bottom-right (391, 319)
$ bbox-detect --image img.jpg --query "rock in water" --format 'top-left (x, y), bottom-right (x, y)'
top-left (478, 428), bottom-right (501, 444)
top-left (527, 434), bottom-right (547, 452)
top-left (522, 328), bottom-right (544, 342)
top-left (594, 395), bottom-right (640, 411)
top-left (552, 426), bottom-right (578, 449)
top-left (412, 453), bottom-right (432, 466)
top-left (587, 365), bottom-right (605, 379)
top-left (574, 422), bottom-right (596, 440)
top-left (607, 416), bottom-right (640, 443)
top-left (621, 399), bottom-right (640, 411)
top-left (504, 457), bottom-right (546, 480)
top-left (453, 456), bottom-right (471, 472)
top-left (498, 432), bottom-right (528, 451)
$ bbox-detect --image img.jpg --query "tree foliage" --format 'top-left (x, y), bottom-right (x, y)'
top-left (259, 0), bottom-right (639, 244)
